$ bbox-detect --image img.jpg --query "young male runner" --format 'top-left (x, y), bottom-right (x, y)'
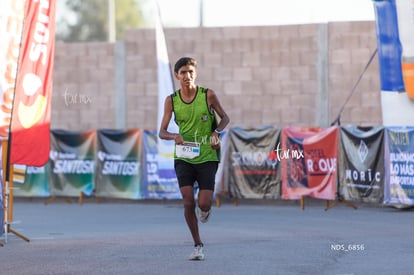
top-left (159, 57), bottom-right (230, 260)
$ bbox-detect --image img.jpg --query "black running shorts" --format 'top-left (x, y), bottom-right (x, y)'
top-left (174, 160), bottom-right (218, 190)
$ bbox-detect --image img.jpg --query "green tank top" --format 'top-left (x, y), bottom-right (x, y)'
top-left (171, 86), bottom-right (219, 164)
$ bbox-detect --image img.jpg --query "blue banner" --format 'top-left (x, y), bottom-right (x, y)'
top-left (13, 165), bottom-right (50, 197)
top-left (372, 0), bottom-right (404, 92)
top-left (142, 130), bottom-right (180, 199)
top-left (384, 127), bottom-right (414, 205)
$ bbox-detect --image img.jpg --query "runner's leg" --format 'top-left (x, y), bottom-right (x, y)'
top-left (180, 186), bottom-right (202, 245)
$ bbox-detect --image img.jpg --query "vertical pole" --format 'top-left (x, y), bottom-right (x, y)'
top-left (8, 167), bottom-right (13, 223)
top-left (114, 42), bottom-right (126, 129)
top-left (3, 182), bottom-right (7, 243)
top-left (2, 139), bottom-right (29, 243)
top-left (2, 140), bottom-right (9, 243)
top-left (108, 0), bottom-right (116, 42)
top-left (199, 0), bottom-right (204, 27)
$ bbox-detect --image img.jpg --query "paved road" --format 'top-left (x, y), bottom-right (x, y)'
top-left (1, 198), bottom-right (414, 275)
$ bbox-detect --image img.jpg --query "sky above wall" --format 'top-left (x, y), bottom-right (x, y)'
top-left (153, 0), bottom-right (375, 27)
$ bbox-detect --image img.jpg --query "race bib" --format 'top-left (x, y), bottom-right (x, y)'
top-left (176, 142), bottom-right (200, 159)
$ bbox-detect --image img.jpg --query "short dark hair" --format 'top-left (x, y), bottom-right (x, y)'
top-left (174, 57), bottom-right (197, 73)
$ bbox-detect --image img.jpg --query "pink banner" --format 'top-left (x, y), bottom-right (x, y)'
top-left (281, 126), bottom-right (338, 200)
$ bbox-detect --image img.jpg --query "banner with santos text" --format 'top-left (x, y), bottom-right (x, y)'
top-left (281, 127), bottom-right (338, 200)
top-left (223, 126), bottom-right (281, 199)
top-left (10, 0), bottom-right (56, 166)
top-left (49, 130), bottom-right (95, 197)
top-left (95, 129), bottom-right (142, 199)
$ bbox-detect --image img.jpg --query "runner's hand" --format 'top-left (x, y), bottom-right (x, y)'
top-left (210, 132), bottom-right (220, 150)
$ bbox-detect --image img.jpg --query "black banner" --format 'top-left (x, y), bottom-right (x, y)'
top-left (338, 126), bottom-right (384, 203)
top-left (224, 126), bottom-right (281, 199)
top-left (95, 129), bottom-right (142, 199)
top-left (50, 130), bottom-right (95, 196)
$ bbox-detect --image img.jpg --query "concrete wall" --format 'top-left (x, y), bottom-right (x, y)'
top-left (52, 21), bottom-right (381, 131)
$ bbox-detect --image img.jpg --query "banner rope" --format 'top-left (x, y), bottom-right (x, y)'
top-left (331, 48), bottom-right (378, 126)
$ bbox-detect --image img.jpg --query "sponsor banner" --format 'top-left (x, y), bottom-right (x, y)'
top-left (142, 130), bottom-right (180, 199)
top-left (13, 164), bottom-right (50, 197)
top-left (224, 126), bottom-right (281, 199)
top-left (373, 0), bottom-right (414, 125)
top-left (214, 131), bottom-right (228, 195)
top-left (50, 130), bottom-right (95, 197)
top-left (338, 126), bottom-right (384, 203)
top-left (10, 0), bottom-right (56, 166)
top-left (384, 127), bottom-right (414, 205)
top-left (281, 127), bottom-right (338, 200)
top-left (95, 129), bottom-right (142, 199)
top-left (0, 0), bottom-right (26, 137)
top-left (372, 0), bottom-right (404, 92)
top-left (155, 2), bottom-right (177, 141)
top-left (395, 0), bottom-right (414, 99)
top-left (155, 3), bottom-right (178, 196)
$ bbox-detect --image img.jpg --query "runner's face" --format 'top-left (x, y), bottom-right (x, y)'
top-left (176, 65), bottom-right (197, 88)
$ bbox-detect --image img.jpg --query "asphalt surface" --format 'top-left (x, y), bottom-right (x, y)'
top-left (1, 198), bottom-right (414, 275)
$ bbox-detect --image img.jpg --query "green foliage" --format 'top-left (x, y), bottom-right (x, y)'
top-left (56, 0), bottom-right (147, 42)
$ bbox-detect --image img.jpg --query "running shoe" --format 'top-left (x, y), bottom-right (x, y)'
top-left (198, 209), bottom-right (211, 223)
top-left (189, 244), bottom-right (205, 260)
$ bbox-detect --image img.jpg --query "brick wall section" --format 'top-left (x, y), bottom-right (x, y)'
top-left (328, 22), bottom-right (380, 126)
top-left (53, 42), bottom-right (116, 130)
top-left (51, 21), bottom-right (381, 130)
